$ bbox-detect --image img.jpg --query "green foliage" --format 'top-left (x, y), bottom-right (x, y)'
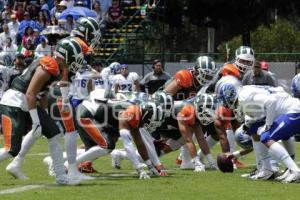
top-left (217, 19), bottom-right (300, 61)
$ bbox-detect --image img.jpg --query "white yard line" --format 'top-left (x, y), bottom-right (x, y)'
top-left (0, 185), bottom-right (46, 195)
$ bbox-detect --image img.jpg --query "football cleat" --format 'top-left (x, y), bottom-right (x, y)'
top-left (180, 160), bottom-right (195, 170)
top-left (78, 161), bottom-right (98, 173)
top-left (275, 168), bottom-right (290, 181)
top-left (282, 170), bottom-right (300, 183)
top-left (6, 162), bottom-right (28, 180)
top-left (56, 174), bottom-right (81, 185)
top-left (111, 151), bottom-right (122, 169)
top-left (250, 169), bottom-right (275, 180)
top-left (43, 156), bottom-right (56, 176)
top-left (241, 168), bottom-right (259, 178)
top-left (68, 170), bottom-right (95, 181)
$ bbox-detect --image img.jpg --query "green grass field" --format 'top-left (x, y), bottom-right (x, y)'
top-left (0, 136), bottom-right (300, 200)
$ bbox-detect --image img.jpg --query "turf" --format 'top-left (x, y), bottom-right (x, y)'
top-left (0, 136), bottom-right (300, 200)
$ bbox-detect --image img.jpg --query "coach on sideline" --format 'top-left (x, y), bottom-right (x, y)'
top-left (140, 59), bottom-right (171, 94)
top-left (242, 60), bottom-right (277, 86)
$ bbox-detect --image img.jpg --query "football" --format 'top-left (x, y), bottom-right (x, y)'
top-left (217, 153), bottom-right (234, 173)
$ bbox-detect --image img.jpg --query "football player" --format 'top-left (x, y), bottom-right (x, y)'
top-left (0, 39), bottom-right (83, 185)
top-left (113, 64), bottom-right (141, 93)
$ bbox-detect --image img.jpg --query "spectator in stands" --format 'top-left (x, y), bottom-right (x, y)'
top-left (106, 0), bottom-right (123, 28)
top-left (27, 3), bottom-right (39, 20)
top-left (13, 0), bottom-right (27, 11)
top-left (64, 15), bottom-right (75, 33)
top-left (50, 0), bottom-right (60, 17)
top-left (33, 29), bottom-right (46, 47)
top-left (21, 26), bottom-right (34, 47)
top-left (38, 11), bottom-right (48, 29)
top-left (2, 4), bottom-right (14, 23)
top-left (0, 37), bottom-right (18, 61)
top-left (97, 0), bottom-right (112, 14)
top-left (21, 38), bottom-right (35, 57)
top-left (56, 0), bottom-right (68, 18)
top-left (40, 0), bottom-right (50, 11)
top-left (15, 3), bottom-right (25, 22)
top-left (242, 60), bottom-right (276, 86)
top-left (50, 16), bottom-right (58, 25)
top-left (65, 0), bottom-right (74, 8)
top-left (140, 59), bottom-right (171, 94)
top-left (8, 14), bottom-right (19, 35)
top-left (0, 24), bottom-right (16, 49)
top-left (94, 1), bottom-right (106, 23)
top-left (35, 38), bottom-right (52, 57)
top-left (147, 0), bottom-right (157, 9)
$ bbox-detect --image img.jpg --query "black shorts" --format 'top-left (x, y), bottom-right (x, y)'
top-left (0, 105), bottom-right (60, 156)
top-left (75, 104), bottom-right (118, 151)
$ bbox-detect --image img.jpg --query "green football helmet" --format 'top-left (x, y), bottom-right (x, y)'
top-left (74, 17), bottom-right (101, 48)
top-left (194, 56), bottom-right (217, 85)
top-left (194, 93), bottom-right (217, 126)
top-left (54, 38), bottom-right (84, 73)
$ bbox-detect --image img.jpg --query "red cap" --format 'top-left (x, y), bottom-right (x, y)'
top-left (260, 61), bottom-right (269, 71)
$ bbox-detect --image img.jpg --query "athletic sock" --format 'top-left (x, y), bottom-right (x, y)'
top-left (269, 142), bottom-right (300, 172)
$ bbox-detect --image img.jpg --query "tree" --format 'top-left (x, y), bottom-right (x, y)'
top-left (217, 19), bottom-right (300, 61)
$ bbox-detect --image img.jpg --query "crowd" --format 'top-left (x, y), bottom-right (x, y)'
top-left (0, 0), bottom-right (157, 63)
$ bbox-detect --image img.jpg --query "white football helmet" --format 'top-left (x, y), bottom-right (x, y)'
top-left (234, 46), bottom-right (255, 73)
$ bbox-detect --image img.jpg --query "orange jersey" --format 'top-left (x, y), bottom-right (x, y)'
top-left (216, 106), bottom-right (233, 129)
top-left (39, 56), bottom-right (59, 77)
top-left (177, 104), bottom-right (196, 126)
top-left (122, 105), bottom-right (141, 129)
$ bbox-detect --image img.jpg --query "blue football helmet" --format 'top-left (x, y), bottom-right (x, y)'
top-left (291, 74), bottom-right (300, 98)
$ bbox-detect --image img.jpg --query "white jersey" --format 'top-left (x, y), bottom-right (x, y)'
top-left (100, 67), bottom-right (115, 89)
top-left (0, 65), bottom-right (20, 99)
top-left (69, 69), bottom-right (98, 100)
top-left (238, 85), bottom-right (300, 126)
top-left (113, 72), bottom-right (139, 92)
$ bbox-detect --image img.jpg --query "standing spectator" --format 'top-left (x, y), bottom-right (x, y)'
top-left (0, 24), bottom-right (16, 49)
top-left (35, 38), bottom-right (52, 57)
top-left (64, 15), bottom-right (75, 33)
top-left (0, 37), bottom-right (18, 60)
top-left (140, 59), bottom-right (171, 94)
top-left (27, 3), bottom-right (39, 20)
top-left (8, 14), bottom-right (20, 35)
top-left (242, 60), bottom-right (276, 86)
